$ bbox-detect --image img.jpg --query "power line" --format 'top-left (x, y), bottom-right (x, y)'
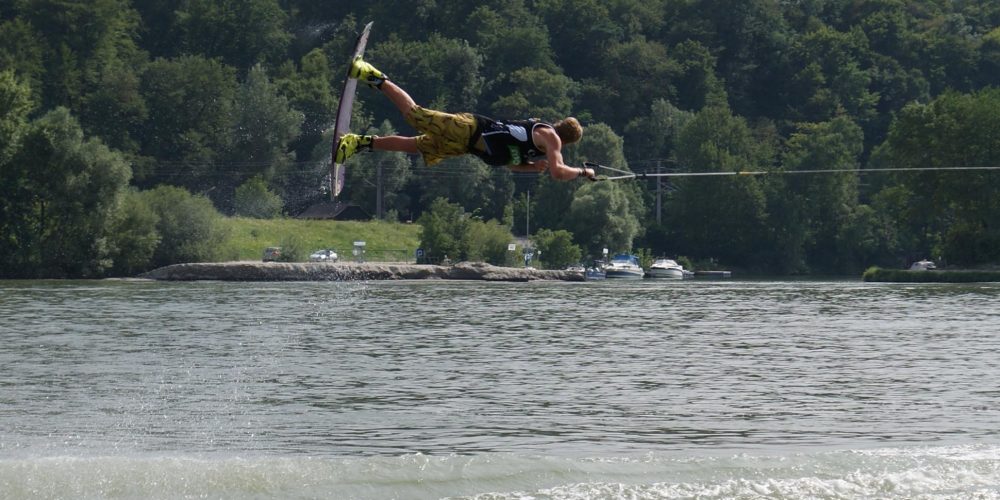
top-left (587, 162), bottom-right (1000, 181)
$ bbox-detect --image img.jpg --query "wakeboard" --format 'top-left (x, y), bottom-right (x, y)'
top-left (330, 21), bottom-right (374, 200)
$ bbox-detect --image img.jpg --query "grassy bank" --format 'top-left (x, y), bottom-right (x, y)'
top-left (862, 267), bottom-right (1000, 283)
top-left (219, 217), bottom-right (422, 262)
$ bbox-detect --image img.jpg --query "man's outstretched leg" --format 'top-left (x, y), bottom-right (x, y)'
top-left (337, 57), bottom-right (422, 162)
top-left (350, 57), bottom-right (418, 121)
top-left (335, 132), bottom-right (419, 163)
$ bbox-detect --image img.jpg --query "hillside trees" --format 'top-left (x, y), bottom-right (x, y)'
top-left (1, 107), bottom-right (132, 277)
top-left (1, 0), bottom-right (1000, 276)
top-left (666, 105), bottom-right (771, 267)
top-left (134, 56), bottom-right (236, 193)
top-left (873, 89), bottom-right (1000, 266)
top-left (769, 116), bottom-right (865, 273)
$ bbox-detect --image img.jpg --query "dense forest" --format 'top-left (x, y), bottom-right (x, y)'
top-left (2, 0), bottom-right (999, 277)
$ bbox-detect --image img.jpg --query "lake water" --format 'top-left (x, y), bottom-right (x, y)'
top-left (1, 278), bottom-right (999, 499)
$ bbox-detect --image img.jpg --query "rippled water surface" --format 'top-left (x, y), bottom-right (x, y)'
top-left (2, 278), bottom-right (999, 498)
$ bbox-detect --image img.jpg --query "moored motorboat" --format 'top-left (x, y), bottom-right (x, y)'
top-left (604, 254), bottom-right (644, 279)
top-left (909, 259), bottom-right (937, 271)
top-left (648, 258), bottom-right (685, 279)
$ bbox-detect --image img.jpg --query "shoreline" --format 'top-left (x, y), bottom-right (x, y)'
top-left (139, 261), bottom-right (585, 282)
top-left (862, 267), bottom-right (1000, 283)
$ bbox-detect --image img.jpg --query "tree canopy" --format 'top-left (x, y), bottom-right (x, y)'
top-left (3, 0), bottom-right (1000, 276)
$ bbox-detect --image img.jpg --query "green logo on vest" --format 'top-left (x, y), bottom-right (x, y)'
top-left (507, 146), bottom-right (522, 165)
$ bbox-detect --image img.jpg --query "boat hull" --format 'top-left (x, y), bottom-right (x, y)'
top-left (647, 268), bottom-right (684, 279)
top-left (605, 269), bottom-right (645, 279)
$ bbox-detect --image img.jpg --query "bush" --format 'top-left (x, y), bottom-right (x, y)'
top-left (108, 189), bottom-right (161, 276)
top-left (234, 175), bottom-right (283, 218)
top-left (277, 233), bottom-right (306, 262)
top-left (418, 197), bottom-right (469, 262)
top-left (139, 185), bottom-right (229, 267)
top-left (418, 197), bottom-right (515, 265)
top-left (862, 266), bottom-right (1000, 282)
top-left (465, 219), bottom-right (515, 265)
top-left (534, 229), bottom-right (582, 269)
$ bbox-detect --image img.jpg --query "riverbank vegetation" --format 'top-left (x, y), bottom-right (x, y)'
top-left (221, 217), bottom-right (420, 263)
top-left (2, 1), bottom-right (1000, 277)
top-left (863, 267), bottom-right (1000, 283)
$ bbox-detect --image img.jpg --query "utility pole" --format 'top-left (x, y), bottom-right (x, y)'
top-left (655, 160), bottom-right (662, 225)
top-left (526, 189), bottom-right (530, 236)
top-left (376, 163), bottom-right (384, 220)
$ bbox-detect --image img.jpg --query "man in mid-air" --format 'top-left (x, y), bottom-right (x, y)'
top-left (336, 57), bottom-right (596, 181)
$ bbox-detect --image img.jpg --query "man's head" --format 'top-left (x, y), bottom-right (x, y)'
top-left (554, 117), bottom-right (583, 145)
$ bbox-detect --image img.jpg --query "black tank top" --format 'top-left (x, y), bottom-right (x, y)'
top-left (469, 115), bottom-right (552, 166)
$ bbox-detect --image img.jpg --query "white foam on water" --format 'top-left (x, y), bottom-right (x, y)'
top-left (2, 445), bottom-right (999, 499)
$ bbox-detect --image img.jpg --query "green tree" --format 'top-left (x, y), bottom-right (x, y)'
top-left (787, 25), bottom-right (878, 125)
top-left (16, 0), bottom-right (144, 110)
top-left (530, 122), bottom-right (640, 238)
top-left (592, 38), bottom-right (680, 129)
top-left (667, 105), bottom-right (770, 267)
top-left (0, 70), bottom-right (33, 163)
top-left (226, 63), bottom-right (303, 208)
top-left (0, 71), bottom-right (35, 275)
top-left (873, 89), bottom-right (1000, 266)
top-left (130, 0), bottom-right (183, 59)
top-left (234, 175), bottom-right (283, 218)
top-left (108, 189), bottom-right (160, 276)
top-left (2, 107), bottom-right (131, 277)
top-left (79, 61), bottom-right (147, 154)
top-left (527, 176), bottom-right (577, 235)
top-left (366, 34), bottom-right (483, 122)
top-left (670, 39), bottom-right (726, 111)
top-left (490, 68), bottom-right (577, 121)
top-left (624, 99), bottom-right (694, 165)
top-left (836, 203), bottom-right (899, 271)
top-left (276, 48), bottom-right (337, 161)
top-left (536, 0), bottom-right (623, 79)
top-left (417, 197), bottom-right (469, 262)
top-left (139, 185), bottom-right (229, 267)
top-left (0, 19), bottom-right (46, 105)
top-left (464, 218), bottom-right (515, 265)
top-left (471, 1), bottom-right (558, 82)
top-left (136, 55), bottom-right (237, 193)
top-left (769, 116), bottom-right (864, 273)
top-left (533, 228), bottom-right (582, 269)
top-left (663, 0), bottom-right (792, 119)
top-left (174, 0), bottom-right (292, 69)
top-left (415, 194), bottom-right (515, 264)
top-left (568, 182), bottom-right (642, 256)
top-left (414, 155), bottom-right (496, 219)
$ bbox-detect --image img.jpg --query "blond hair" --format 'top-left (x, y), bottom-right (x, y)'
top-left (554, 117), bottom-right (583, 144)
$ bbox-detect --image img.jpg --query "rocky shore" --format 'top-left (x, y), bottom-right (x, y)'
top-left (139, 261), bottom-right (585, 282)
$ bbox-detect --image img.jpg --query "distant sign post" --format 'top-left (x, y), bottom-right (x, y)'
top-left (353, 241), bottom-right (366, 263)
top-left (415, 248), bottom-right (425, 264)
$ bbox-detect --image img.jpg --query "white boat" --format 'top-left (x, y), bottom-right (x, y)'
top-left (648, 258), bottom-right (685, 279)
top-left (582, 260), bottom-right (606, 280)
top-left (909, 259), bottom-right (936, 271)
top-left (604, 254), bottom-right (645, 279)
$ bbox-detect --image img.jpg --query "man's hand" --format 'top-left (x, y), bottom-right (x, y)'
top-left (579, 166), bottom-right (598, 181)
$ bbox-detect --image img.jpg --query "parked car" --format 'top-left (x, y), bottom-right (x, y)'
top-left (309, 249), bottom-right (338, 262)
top-left (262, 247), bottom-right (282, 262)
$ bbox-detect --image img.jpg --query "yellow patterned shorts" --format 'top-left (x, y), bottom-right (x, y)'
top-left (405, 106), bottom-right (477, 166)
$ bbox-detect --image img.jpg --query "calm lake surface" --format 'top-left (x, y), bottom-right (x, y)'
top-left (1, 278), bottom-right (999, 499)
